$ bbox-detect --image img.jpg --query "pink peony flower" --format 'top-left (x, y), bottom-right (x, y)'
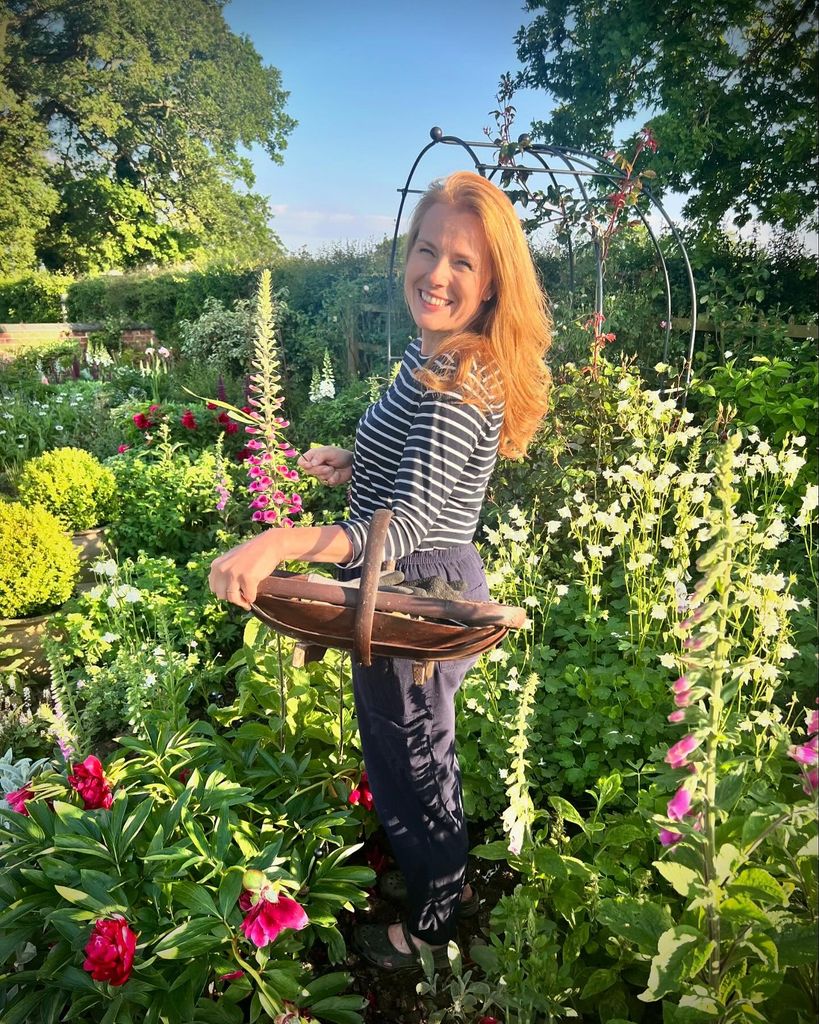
top-left (348, 772), bottom-right (374, 811)
top-left (6, 783), bottom-right (34, 815)
top-left (82, 916), bottom-right (137, 986)
top-left (180, 410), bottom-right (198, 430)
top-left (240, 891), bottom-right (309, 948)
top-left (68, 755), bottom-right (114, 810)
top-left (132, 412), bottom-right (153, 430)
top-left (117, 444), bottom-right (130, 454)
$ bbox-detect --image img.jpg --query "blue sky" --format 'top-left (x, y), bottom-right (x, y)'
top-left (223, 1), bottom-right (557, 253)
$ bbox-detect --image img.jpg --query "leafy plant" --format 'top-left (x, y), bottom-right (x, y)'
top-left (0, 724), bottom-right (370, 1023)
top-left (0, 501), bottom-right (79, 619)
top-left (17, 446), bottom-right (118, 532)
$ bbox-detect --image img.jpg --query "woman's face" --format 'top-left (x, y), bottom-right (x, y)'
top-left (404, 202), bottom-right (494, 354)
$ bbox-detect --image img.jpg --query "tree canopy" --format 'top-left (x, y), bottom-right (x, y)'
top-left (1, 0), bottom-right (296, 275)
top-left (515, 0), bottom-right (818, 231)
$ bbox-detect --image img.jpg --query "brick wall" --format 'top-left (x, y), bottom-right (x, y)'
top-left (0, 323), bottom-right (158, 352)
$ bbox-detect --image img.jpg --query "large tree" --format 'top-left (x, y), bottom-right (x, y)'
top-left (1, 0), bottom-right (295, 275)
top-left (515, 0), bottom-right (817, 230)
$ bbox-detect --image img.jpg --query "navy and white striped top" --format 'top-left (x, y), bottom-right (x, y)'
top-left (339, 339), bottom-right (504, 568)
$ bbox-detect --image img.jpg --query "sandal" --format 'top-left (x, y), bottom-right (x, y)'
top-left (354, 919), bottom-right (450, 973)
top-left (378, 870), bottom-right (480, 919)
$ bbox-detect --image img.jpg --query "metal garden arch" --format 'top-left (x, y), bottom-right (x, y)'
top-left (385, 127), bottom-right (698, 385)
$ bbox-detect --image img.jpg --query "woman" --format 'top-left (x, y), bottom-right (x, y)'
top-left (209, 171), bottom-right (551, 970)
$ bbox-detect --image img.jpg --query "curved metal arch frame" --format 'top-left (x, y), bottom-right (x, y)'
top-left (386, 127), bottom-right (698, 386)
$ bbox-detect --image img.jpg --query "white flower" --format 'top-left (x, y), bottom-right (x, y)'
top-left (106, 595), bottom-right (118, 608)
top-left (101, 632), bottom-right (118, 644)
top-left (487, 648), bottom-right (509, 664)
top-left (546, 520), bottom-right (561, 534)
top-left (779, 642), bottom-right (798, 660)
top-left (650, 604), bottom-right (666, 620)
top-left (92, 558), bottom-right (118, 578)
top-left (55, 424), bottom-right (64, 432)
top-left (659, 652), bottom-right (678, 669)
top-left (557, 505), bottom-right (571, 519)
top-left (555, 584), bottom-right (569, 597)
top-left (145, 672), bottom-right (157, 687)
top-left (88, 584), bottom-right (104, 600)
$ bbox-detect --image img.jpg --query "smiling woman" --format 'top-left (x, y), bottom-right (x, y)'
top-left (209, 170), bottom-right (552, 971)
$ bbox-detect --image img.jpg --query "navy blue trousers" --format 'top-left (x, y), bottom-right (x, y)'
top-left (341, 543), bottom-right (488, 944)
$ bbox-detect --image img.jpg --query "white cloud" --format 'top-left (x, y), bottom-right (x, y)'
top-left (269, 205), bottom-right (394, 251)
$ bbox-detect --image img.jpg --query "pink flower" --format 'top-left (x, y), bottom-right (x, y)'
top-left (668, 710), bottom-right (686, 724)
top-left (132, 412), bottom-right (153, 430)
top-left (788, 740), bottom-right (818, 766)
top-left (180, 410), bottom-right (198, 430)
top-left (82, 916), bottom-right (137, 986)
top-left (117, 444), bottom-right (130, 454)
top-left (667, 785), bottom-right (693, 821)
top-left (674, 690), bottom-right (693, 708)
top-left (250, 494), bottom-right (270, 509)
top-left (803, 769), bottom-right (818, 795)
top-left (245, 439), bottom-right (265, 450)
top-left (219, 969), bottom-right (245, 982)
top-left (252, 509), bottom-right (279, 523)
top-left (240, 891), bottom-right (309, 948)
top-left (659, 828), bottom-right (683, 846)
top-left (68, 755), bottom-right (114, 810)
top-left (665, 734), bottom-right (701, 770)
top-left (348, 772), bottom-right (374, 811)
top-left (6, 784), bottom-right (34, 815)
top-left (280, 517), bottom-right (294, 528)
top-left (807, 709), bottom-right (819, 736)
top-left (671, 676), bottom-right (689, 694)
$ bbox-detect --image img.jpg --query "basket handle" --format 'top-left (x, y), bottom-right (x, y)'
top-left (353, 508), bottom-right (393, 666)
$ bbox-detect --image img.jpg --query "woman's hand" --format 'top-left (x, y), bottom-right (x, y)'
top-left (208, 530), bottom-right (283, 611)
top-left (298, 446), bottom-right (353, 487)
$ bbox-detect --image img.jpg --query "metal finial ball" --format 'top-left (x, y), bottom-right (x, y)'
top-left (430, 126), bottom-right (443, 141)
top-left (518, 133), bottom-right (531, 148)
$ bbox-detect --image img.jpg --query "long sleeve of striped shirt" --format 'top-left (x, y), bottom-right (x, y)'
top-left (338, 339), bottom-right (503, 568)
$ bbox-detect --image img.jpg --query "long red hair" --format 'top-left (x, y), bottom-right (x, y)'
top-left (404, 171), bottom-right (551, 458)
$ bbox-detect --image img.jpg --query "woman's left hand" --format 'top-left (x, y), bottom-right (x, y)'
top-left (208, 530), bottom-right (284, 611)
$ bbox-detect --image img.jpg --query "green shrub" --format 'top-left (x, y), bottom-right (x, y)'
top-left (0, 502), bottom-right (79, 618)
top-left (108, 443), bottom-right (227, 561)
top-left (177, 295), bottom-right (254, 376)
top-left (0, 272), bottom-right (73, 322)
top-left (689, 344), bottom-right (819, 450)
top-left (17, 447), bottom-right (117, 532)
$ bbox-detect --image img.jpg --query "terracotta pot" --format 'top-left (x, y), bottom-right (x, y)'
top-left (71, 526), bottom-right (110, 580)
top-left (0, 610), bottom-right (54, 679)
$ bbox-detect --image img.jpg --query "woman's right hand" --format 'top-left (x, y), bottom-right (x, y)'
top-left (297, 446), bottom-right (353, 487)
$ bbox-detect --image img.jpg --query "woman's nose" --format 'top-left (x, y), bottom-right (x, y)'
top-left (427, 257), bottom-right (450, 286)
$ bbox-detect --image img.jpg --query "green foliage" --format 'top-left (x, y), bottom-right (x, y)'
top-left (689, 346), bottom-right (819, 453)
top-left (107, 439), bottom-right (228, 562)
top-left (0, 724), bottom-right (370, 1023)
top-left (50, 549), bottom-right (242, 742)
top-left (4, 0), bottom-right (295, 273)
top-left (0, 501), bottom-right (79, 618)
top-left (516, 0), bottom-right (818, 230)
top-left (0, 271), bottom-right (73, 321)
top-left (18, 447), bottom-right (117, 532)
top-left (178, 296), bottom-right (255, 377)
